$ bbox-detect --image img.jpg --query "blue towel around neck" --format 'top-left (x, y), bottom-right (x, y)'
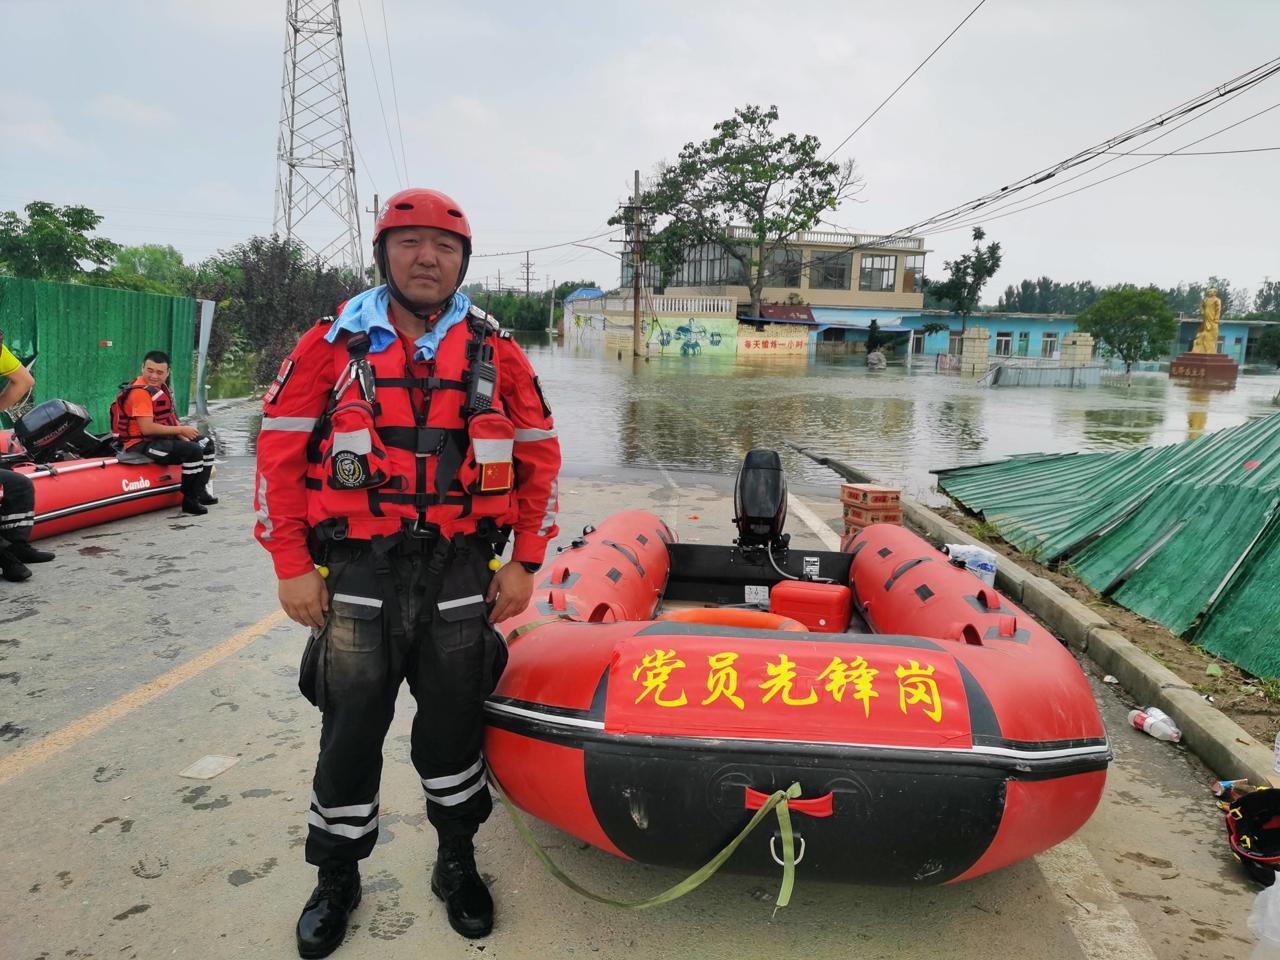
top-left (325, 286), bottom-right (473, 362)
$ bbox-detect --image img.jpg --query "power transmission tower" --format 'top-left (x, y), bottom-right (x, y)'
top-left (519, 252), bottom-right (535, 297)
top-left (273, 0), bottom-right (364, 274)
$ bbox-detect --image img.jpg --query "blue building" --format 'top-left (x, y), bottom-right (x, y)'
top-left (800, 306), bottom-right (1258, 366)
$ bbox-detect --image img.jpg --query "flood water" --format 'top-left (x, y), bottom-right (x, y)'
top-left (213, 333), bottom-right (1280, 505)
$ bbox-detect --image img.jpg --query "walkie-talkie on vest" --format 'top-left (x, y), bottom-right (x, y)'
top-left (463, 340), bottom-right (497, 418)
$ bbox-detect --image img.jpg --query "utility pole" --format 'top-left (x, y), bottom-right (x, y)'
top-left (273, 0), bottom-right (363, 273)
top-left (631, 170), bottom-right (644, 357)
top-left (365, 192), bottom-right (380, 283)
top-left (497, 268), bottom-right (502, 294)
top-left (547, 275), bottom-right (555, 333)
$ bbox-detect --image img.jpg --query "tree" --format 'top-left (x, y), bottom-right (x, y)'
top-left (191, 235), bottom-right (364, 382)
top-left (110, 244), bottom-right (193, 291)
top-left (0, 201), bottom-right (119, 280)
top-left (1255, 325), bottom-right (1280, 368)
top-left (924, 227), bottom-right (1002, 331)
top-left (620, 104), bottom-right (862, 318)
top-left (865, 318), bottom-right (883, 352)
top-left (1075, 287), bottom-right (1177, 374)
top-left (1255, 280), bottom-right (1280, 315)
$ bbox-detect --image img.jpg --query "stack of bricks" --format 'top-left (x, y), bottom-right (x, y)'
top-left (840, 483), bottom-right (902, 534)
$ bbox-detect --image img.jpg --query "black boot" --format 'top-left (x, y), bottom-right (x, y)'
top-left (431, 834), bottom-right (493, 939)
top-left (181, 497), bottom-right (208, 516)
top-left (6, 541), bottom-right (54, 563)
top-left (296, 862), bottom-right (361, 959)
top-left (197, 465), bottom-right (217, 504)
top-left (0, 550), bottom-right (31, 583)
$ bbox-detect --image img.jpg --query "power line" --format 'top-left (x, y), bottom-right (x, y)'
top-left (355, 0), bottom-right (405, 187)
top-left (823, 0), bottom-right (988, 162)
top-left (738, 55), bottom-right (1280, 289)
top-left (470, 229), bottom-right (619, 259)
top-left (1102, 146), bottom-right (1280, 156)
top-left (378, 0), bottom-right (409, 183)
top-left (933, 99), bottom-right (1280, 237)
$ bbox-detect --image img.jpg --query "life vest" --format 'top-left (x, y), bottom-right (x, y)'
top-left (305, 310), bottom-right (516, 541)
top-left (110, 380), bottom-right (178, 441)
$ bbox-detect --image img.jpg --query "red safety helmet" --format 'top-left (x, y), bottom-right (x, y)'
top-left (373, 188), bottom-right (472, 252)
top-left (373, 188), bottom-right (473, 318)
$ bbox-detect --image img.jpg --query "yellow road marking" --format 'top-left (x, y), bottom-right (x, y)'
top-left (0, 609), bottom-right (289, 788)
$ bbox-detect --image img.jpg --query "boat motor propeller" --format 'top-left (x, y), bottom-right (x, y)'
top-left (733, 448), bottom-right (789, 562)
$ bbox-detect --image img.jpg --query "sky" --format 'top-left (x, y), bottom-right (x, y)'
top-left (2, 0), bottom-right (1278, 305)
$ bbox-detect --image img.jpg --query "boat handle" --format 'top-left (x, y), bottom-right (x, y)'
top-left (744, 786), bottom-right (833, 818)
top-left (770, 832), bottom-right (807, 866)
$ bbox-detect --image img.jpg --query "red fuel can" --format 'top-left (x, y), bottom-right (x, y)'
top-left (769, 580), bottom-right (853, 633)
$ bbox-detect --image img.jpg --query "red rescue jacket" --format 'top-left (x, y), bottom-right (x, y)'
top-left (111, 378), bottom-right (178, 445)
top-left (254, 306), bottom-right (561, 580)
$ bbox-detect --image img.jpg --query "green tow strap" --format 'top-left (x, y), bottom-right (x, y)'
top-left (490, 775), bottom-right (803, 912)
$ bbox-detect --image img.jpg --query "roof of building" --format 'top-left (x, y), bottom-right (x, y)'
top-left (934, 413), bottom-right (1280, 677)
top-left (809, 307), bottom-right (911, 332)
top-left (760, 305), bottom-right (815, 322)
top-left (563, 286), bottom-right (605, 303)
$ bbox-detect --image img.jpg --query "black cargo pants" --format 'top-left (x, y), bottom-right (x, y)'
top-left (133, 435), bottom-right (216, 499)
top-left (0, 468), bottom-right (35, 546)
top-left (298, 532), bottom-right (508, 866)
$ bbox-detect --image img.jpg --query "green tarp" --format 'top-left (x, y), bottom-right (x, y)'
top-left (0, 276), bottom-right (197, 430)
top-left (935, 413), bottom-right (1280, 678)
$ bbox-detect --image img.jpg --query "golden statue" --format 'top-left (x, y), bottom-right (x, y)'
top-left (1191, 288), bottom-right (1222, 354)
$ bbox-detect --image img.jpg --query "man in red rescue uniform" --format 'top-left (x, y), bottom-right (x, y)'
top-left (254, 189), bottom-right (560, 958)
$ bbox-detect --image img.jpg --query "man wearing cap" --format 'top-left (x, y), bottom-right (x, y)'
top-left (254, 189), bottom-right (560, 958)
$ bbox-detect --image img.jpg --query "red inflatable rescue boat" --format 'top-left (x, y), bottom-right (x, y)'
top-left (485, 450), bottom-right (1110, 886)
top-left (0, 400), bottom-right (182, 540)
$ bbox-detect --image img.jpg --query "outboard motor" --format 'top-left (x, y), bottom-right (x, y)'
top-left (733, 448), bottom-right (789, 559)
top-left (14, 399), bottom-right (96, 463)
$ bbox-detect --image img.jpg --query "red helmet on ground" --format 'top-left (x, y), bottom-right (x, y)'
top-left (373, 188), bottom-right (472, 252)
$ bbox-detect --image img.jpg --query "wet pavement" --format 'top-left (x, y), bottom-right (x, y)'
top-left (0, 456), bottom-right (1264, 959)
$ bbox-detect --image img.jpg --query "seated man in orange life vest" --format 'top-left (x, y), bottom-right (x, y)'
top-left (110, 350), bottom-right (218, 515)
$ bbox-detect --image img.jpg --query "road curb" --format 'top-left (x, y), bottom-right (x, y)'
top-left (897, 495), bottom-right (1277, 786)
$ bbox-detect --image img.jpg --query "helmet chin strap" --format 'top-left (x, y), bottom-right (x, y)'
top-left (377, 240), bottom-right (470, 324)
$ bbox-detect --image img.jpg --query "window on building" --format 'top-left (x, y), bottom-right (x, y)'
top-left (730, 246), bottom-right (751, 285)
top-left (821, 327), bottom-right (846, 342)
top-left (948, 330), bottom-right (963, 355)
top-left (1041, 331), bottom-right (1059, 358)
top-left (1017, 331), bottom-right (1030, 356)
top-left (859, 254), bottom-right (898, 292)
top-left (912, 332), bottom-right (924, 355)
top-left (769, 247), bottom-right (802, 288)
top-left (995, 331), bottom-right (1013, 357)
top-left (903, 255), bottom-right (926, 293)
top-left (810, 250), bottom-right (853, 290)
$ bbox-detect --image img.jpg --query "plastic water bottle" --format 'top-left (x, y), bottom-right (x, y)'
top-left (1128, 707), bottom-right (1182, 742)
top-left (1249, 883), bottom-right (1280, 959)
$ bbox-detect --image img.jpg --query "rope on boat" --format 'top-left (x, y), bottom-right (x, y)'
top-left (489, 774), bottom-right (804, 913)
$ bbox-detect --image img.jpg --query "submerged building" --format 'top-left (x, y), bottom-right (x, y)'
top-left (563, 226), bottom-right (1262, 365)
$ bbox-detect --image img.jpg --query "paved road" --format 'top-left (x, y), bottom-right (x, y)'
top-left (0, 459), bottom-right (1260, 959)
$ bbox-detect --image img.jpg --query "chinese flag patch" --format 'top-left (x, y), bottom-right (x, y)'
top-left (480, 461), bottom-right (513, 492)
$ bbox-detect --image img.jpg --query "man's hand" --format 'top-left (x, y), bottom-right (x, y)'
top-left (486, 562), bottom-right (534, 623)
top-left (279, 569), bottom-right (328, 629)
top-left (176, 424), bottom-right (200, 441)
